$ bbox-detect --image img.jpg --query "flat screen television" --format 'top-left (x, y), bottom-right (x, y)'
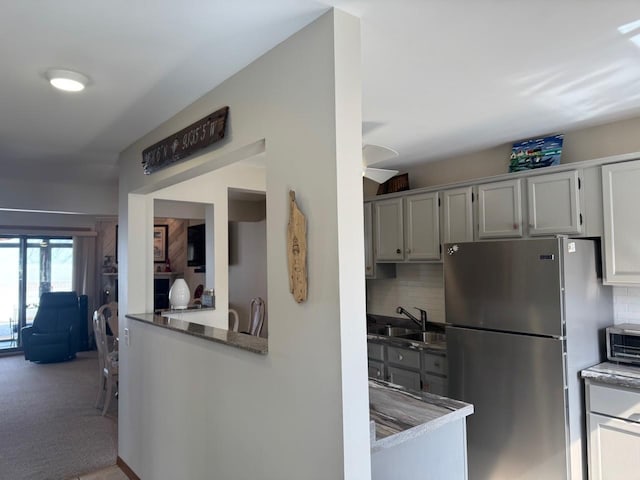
top-left (187, 223), bottom-right (205, 268)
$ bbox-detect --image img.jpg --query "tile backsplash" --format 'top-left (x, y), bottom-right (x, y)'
top-left (366, 263), bottom-right (445, 324)
top-left (613, 287), bottom-right (640, 324)
top-left (367, 264), bottom-right (630, 327)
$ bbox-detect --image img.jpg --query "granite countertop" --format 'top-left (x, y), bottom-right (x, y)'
top-left (581, 362), bottom-right (640, 389)
top-left (126, 313), bottom-right (268, 355)
top-left (157, 305), bottom-right (215, 314)
top-left (369, 379), bottom-right (473, 452)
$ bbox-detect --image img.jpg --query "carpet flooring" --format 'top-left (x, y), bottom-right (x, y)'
top-left (0, 351), bottom-right (117, 480)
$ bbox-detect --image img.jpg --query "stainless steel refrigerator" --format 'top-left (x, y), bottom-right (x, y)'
top-left (445, 238), bottom-right (612, 480)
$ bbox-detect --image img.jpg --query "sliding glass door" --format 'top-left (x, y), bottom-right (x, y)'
top-left (0, 238), bottom-right (22, 350)
top-left (0, 236), bottom-right (73, 352)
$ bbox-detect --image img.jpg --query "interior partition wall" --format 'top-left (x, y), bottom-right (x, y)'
top-left (0, 236), bottom-right (73, 352)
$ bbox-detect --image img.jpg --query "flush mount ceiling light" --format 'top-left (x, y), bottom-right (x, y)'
top-left (45, 69), bottom-right (89, 92)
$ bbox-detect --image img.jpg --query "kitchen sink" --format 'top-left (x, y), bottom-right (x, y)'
top-left (385, 327), bottom-right (419, 337)
top-left (367, 325), bottom-right (388, 336)
top-left (367, 325), bottom-right (420, 337)
top-left (398, 331), bottom-right (446, 344)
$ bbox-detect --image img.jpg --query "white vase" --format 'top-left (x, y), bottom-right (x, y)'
top-left (169, 278), bottom-right (190, 310)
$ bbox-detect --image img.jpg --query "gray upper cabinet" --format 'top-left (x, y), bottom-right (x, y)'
top-left (374, 198), bottom-right (404, 262)
top-left (366, 201), bottom-right (396, 278)
top-left (364, 202), bottom-right (375, 277)
top-left (373, 193), bottom-right (440, 263)
top-left (442, 186), bottom-right (474, 244)
top-left (405, 192), bottom-right (440, 260)
top-left (527, 170), bottom-right (582, 236)
top-left (477, 178), bottom-right (523, 238)
top-left (602, 160), bottom-right (640, 284)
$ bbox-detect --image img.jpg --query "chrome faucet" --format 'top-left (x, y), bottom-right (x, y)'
top-left (396, 306), bottom-right (428, 331)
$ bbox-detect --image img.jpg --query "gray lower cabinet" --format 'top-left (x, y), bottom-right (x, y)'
top-left (368, 340), bottom-right (448, 395)
top-left (368, 342), bottom-right (385, 362)
top-left (588, 412), bottom-right (640, 479)
top-left (422, 373), bottom-right (448, 396)
top-left (423, 351), bottom-right (447, 376)
top-left (586, 380), bottom-right (640, 479)
top-left (368, 360), bottom-right (385, 381)
top-left (422, 351), bottom-right (448, 396)
top-left (387, 366), bottom-right (422, 392)
top-left (387, 345), bottom-right (421, 369)
top-left (385, 345), bottom-right (422, 391)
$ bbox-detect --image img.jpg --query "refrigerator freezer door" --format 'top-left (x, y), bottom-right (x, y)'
top-left (444, 238), bottom-right (563, 336)
top-left (448, 326), bottom-right (570, 480)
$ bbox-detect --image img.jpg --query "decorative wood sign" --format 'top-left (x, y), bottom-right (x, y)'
top-left (141, 106), bottom-right (229, 174)
top-left (287, 190), bottom-right (308, 303)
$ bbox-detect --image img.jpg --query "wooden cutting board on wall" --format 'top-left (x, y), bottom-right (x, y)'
top-left (287, 190), bottom-right (307, 303)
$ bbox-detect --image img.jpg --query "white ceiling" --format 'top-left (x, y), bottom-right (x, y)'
top-left (2, 1), bottom-right (640, 188)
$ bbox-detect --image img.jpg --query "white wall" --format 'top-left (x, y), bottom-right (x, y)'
top-left (613, 287), bottom-right (640, 323)
top-left (403, 114), bottom-right (640, 191)
top-left (0, 210), bottom-right (98, 233)
top-left (367, 264), bottom-right (445, 324)
top-left (229, 199), bottom-right (266, 222)
top-left (154, 199), bottom-right (206, 219)
top-left (229, 220), bottom-right (267, 334)
top-left (0, 177), bottom-right (117, 216)
top-left (152, 163), bottom-right (267, 327)
top-left (117, 10), bottom-right (369, 480)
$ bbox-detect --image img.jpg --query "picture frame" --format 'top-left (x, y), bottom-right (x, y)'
top-left (153, 225), bottom-right (169, 263)
top-left (509, 134), bottom-right (564, 173)
top-left (115, 224), bottom-right (169, 264)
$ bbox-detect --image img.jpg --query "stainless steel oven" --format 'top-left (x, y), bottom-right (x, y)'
top-left (607, 323), bottom-right (640, 365)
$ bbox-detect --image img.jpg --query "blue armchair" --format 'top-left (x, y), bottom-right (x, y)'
top-left (22, 292), bottom-right (88, 363)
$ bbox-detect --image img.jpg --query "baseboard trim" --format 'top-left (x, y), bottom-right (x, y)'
top-left (117, 457), bottom-right (141, 480)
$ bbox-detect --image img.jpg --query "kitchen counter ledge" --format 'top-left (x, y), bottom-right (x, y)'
top-left (369, 379), bottom-right (473, 452)
top-left (581, 362), bottom-right (640, 389)
top-left (126, 313), bottom-right (268, 355)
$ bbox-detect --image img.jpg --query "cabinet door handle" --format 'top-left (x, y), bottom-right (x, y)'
top-left (376, 369), bottom-right (382, 378)
top-left (513, 223), bottom-right (519, 230)
top-left (396, 248), bottom-right (401, 254)
top-left (398, 353), bottom-right (404, 361)
top-left (406, 249), bottom-right (411, 254)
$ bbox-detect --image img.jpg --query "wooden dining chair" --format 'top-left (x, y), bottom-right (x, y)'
top-left (229, 308), bottom-right (239, 332)
top-left (246, 297), bottom-right (265, 336)
top-left (93, 311), bottom-right (119, 416)
top-left (97, 302), bottom-right (118, 340)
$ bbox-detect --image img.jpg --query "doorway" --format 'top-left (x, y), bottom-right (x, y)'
top-left (0, 236), bottom-right (73, 352)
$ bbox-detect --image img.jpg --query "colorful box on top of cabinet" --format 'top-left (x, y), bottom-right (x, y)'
top-left (509, 134), bottom-right (564, 173)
